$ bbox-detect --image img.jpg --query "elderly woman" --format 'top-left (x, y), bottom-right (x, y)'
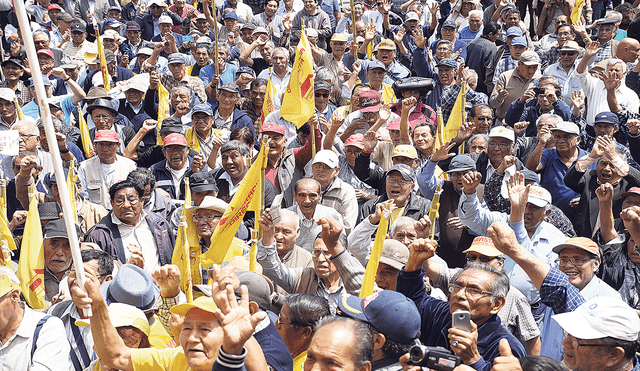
top-left (467, 133), bottom-right (489, 153)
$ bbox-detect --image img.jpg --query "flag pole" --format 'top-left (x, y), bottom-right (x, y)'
top-left (213, 6), bottom-right (219, 77)
top-left (350, 0), bottom-right (356, 41)
top-left (13, 1), bottom-right (91, 316)
top-left (311, 115), bottom-right (317, 158)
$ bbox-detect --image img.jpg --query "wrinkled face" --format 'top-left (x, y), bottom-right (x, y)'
top-left (344, 145), bottom-right (362, 168)
top-left (330, 40), bottom-right (347, 56)
top-left (38, 55), bottom-right (54, 74)
top-left (366, 68), bottom-right (385, 87)
top-left (33, 34), bottom-right (50, 50)
top-left (553, 131), bottom-right (579, 152)
top-left (436, 44), bottom-right (452, 60)
top-left (224, 18), bottom-right (237, 31)
top-left (218, 90), bottom-right (238, 110)
top-left (471, 107), bottom-right (493, 134)
top-left (537, 85), bottom-right (558, 112)
top-left (312, 162), bottom-right (339, 186)
top-left (487, 137), bottom-right (513, 164)
top-left (272, 51), bottom-right (288, 72)
top-left (221, 149), bottom-right (246, 179)
top-left (560, 49), bottom-right (579, 67)
top-left (392, 224), bottom-right (417, 246)
top-left (197, 19), bottom-right (209, 33)
top-left (260, 43), bottom-right (274, 63)
top-left (598, 24), bottom-right (616, 43)
top-left (159, 22), bottom-right (173, 35)
top-left (355, 22), bottom-right (366, 38)
top-left (377, 49), bottom-right (395, 65)
top-left (312, 238), bottom-right (337, 279)
top-left (438, 66), bottom-right (455, 86)
top-left (275, 304), bottom-right (308, 354)
top-left (170, 87), bottom-right (191, 113)
top-left (448, 269), bottom-right (499, 322)
top-left (149, 3), bottom-right (164, 17)
top-left (518, 63), bottom-right (538, 81)
top-left (168, 62), bottom-right (187, 82)
top-left (469, 137), bottom-right (487, 153)
top-left (558, 248), bottom-right (599, 291)
top-left (125, 89), bottom-right (145, 106)
top-left (71, 30), bottom-right (86, 44)
top-left (193, 209), bottom-right (223, 238)
top-left (273, 214), bottom-right (299, 255)
top-left (561, 334), bottom-right (612, 371)
top-left (163, 145), bottom-right (188, 169)
top-left (195, 48), bottom-right (209, 66)
top-left (524, 202), bottom-right (547, 232)
top-left (406, 19), bottom-right (418, 32)
top-left (469, 13), bottom-right (482, 32)
top-left (91, 107), bottom-right (116, 131)
top-left (386, 171), bottom-right (413, 206)
top-left (264, 0), bottom-right (278, 15)
top-left (389, 129), bottom-right (402, 147)
top-left (392, 156), bottom-right (416, 168)
top-left (115, 326), bottom-right (144, 349)
top-left (44, 237), bottom-right (72, 276)
top-left (95, 141), bottom-right (118, 163)
top-left (450, 170), bottom-right (474, 193)
top-left (250, 85), bottom-right (267, 108)
top-left (606, 62), bottom-right (625, 82)
top-left (0, 99), bottom-right (15, 121)
top-left (16, 125), bottom-right (39, 152)
top-left (441, 26), bottom-right (455, 40)
top-left (505, 13), bottom-right (519, 28)
top-left (555, 26), bottom-right (574, 47)
top-left (240, 28), bottom-right (253, 43)
top-left (510, 44), bottom-right (526, 60)
top-left (350, 86), bottom-right (370, 110)
top-left (622, 41), bottom-right (640, 62)
top-left (597, 157), bottom-right (623, 184)
top-left (594, 122), bottom-right (617, 137)
top-left (180, 309), bottom-right (224, 371)
top-left (376, 262), bottom-right (400, 290)
top-left (107, 9), bottom-right (121, 19)
top-left (192, 112), bottom-right (213, 136)
top-left (266, 132), bottom-right (285, 157)
top-left (354, 4), bottom-right (364, 17)
top-left (112, 187), bottom-right (143, 225)
top-left (192, 190), bottom-right (216, 206)
top-left (294, 180), bottom-right (321, 217)
top-left (314, 89), bottom-right (330, 109)
top-left (2, 64), bottom-right (23, 82)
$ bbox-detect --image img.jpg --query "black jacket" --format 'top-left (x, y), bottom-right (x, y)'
top-left (358, 192), bottom-right (431, 225)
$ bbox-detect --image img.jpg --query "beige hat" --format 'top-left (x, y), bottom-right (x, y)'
top-left (379, 240), bottom-right (410, 270)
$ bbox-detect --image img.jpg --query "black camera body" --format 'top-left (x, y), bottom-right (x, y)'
top-left (407, 345), bottom-right (462, 371)
top-left (533, 87), bottom-right (545, 96)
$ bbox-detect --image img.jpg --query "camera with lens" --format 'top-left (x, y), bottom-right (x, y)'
top-left (533, 87), bottom-right (545, 96)
top-left (407, 345), bottom-right (462, 371)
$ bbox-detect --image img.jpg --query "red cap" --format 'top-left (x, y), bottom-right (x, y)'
top-left (387, 117), bottom-right (401, 131)
top-left (162, 133), bottom-right (188, 147)
top-left (621, 187), bottom-right (640, 198)
top-left (359, 90), bottom-right (382, 113)
top-left (409, 115), bottom-right (428, 130)
top-left (47, 4), bottom-right (61, 10)
top-left (37, 49), bottom-right (54, 59)
top-left (344, 134), bottom-right (364, 149)
top-left (94, 130), bottom-right (119, 143)
top-left (261, 122), bottom-right (285, 135)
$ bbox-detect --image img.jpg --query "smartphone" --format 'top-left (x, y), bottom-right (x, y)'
top-left (452, 310), bottom-right (471, 332)
top-left (183, 36), bottom-right (194, 41)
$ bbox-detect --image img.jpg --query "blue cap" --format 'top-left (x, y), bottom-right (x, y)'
top-left (594, 111), bottom-right (619, 126)
top-left (30, 75), bottom-right (51, 87)
top-left (167, 53), bottom-right (188, 65)
top-left (107, 5), bottom-right (121, 12)
top-left (104, 18), bottom-right (122, 28)
top-left (447, 154), bottom-right (476, 173)
top-left (442, 19), bottom-right (457, 29)
top-left (99, 264), bottom-right (160, 312)
top-left (236, 66), bottom-right (256, 78)
top-left (338, 291), bottom-right (421, 344)
top-left (520, 169), bottom-right (540, 183)
top-left (224, 12), bottom-right (238, 20)
top-left (437, 58), bottom-right (457, 68)
top-left (506, 26), bottom-right (523, 37)
top-left (192, 103), bottom-right (213, 116)
top-left (502, 3), bottom-right (516, 11)
top-left (368, 59), bottom-right (386, 71)
top-left (510, 36), bottom-right (527, 47)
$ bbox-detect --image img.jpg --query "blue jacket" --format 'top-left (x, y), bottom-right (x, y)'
top-left (87, 211), bottom-right (175, 266)
top-left (397, 268), bottom-right (527, 371)
top-left (211, 105), bottom-right (258, 144)
top-left (504, 99), bottom-right (572, 136)
top-left (150, 158), bottom-right (194, 200)
top-left (253, 314), bottom-right (294, 371)
top-left (136, 10), bottom-right (183, 41)
top-left (412, 47), bottom-right (445, 110)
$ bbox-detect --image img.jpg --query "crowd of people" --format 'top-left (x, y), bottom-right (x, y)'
top-left (1, 0), bottom-right (640, 370)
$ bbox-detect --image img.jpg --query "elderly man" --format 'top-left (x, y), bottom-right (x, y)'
top-left (338, 89), bottom-right (397, 142)
top-left (0, 268), bottom-right (71, 370)
top-left (87, 179), bottom-right (174, 276)
top-left (0, 88), bottom-right (17, 131)
top-left (23, 74), bottom-right (85, 122)
top-left (459, 126), bottom-right (524, 184)
top-left (42, 218), bottom-right (82, 303)
top-left (136, 0), bottom-right (183, 41)
top-left (236, 78), bottom-right (267, 134)
top-left (79, 130), bottom-right (137, 209)
top-left (492, 36), bottom-right (528, 89)
top-left (578, 41), bottom-right (639, 126)
top-left (143, 49), bottom-right (207, 104)
top-left (83, 49), bottom-right (135, 93)
top-left (87, 98), bottom-right (136, 154)
top-left (397, 238), bottom-right (527, 369)
top-left (413, 55), bottom-right (458, 110)
top-left (258, 214), bottom-right (365, 313)
top-left (61, 20), bottom-right (91, 61)
top-left (150, 133), bottom-right (204, 200)
top-left (210, 83), bottom-right (256, 142)
top-left (0, 120), bottom-right (55, 182)
top-left (544, 40), bottom-right (582, 106)
top-left (304, 317), bottom-right (373, 371)
top-left (257, 48), bottom-right (291, 108)
top-left (0, 59), bottom-right (29, 107)
top-left (490, 51), bottom-right (541, 122)
top-left (504, 81), bottom-right (572, 134)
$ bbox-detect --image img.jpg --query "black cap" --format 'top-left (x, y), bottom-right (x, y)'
top-left (159, 117), bottom-right (183, 134)
top-left (43, 218), bottom-right (83, 240)
top-left (71, 20), bottom-right (86, 32)
top-left (218, 82), bottom-right (239, 94)
top-left (125, 21), bottom-right (141, 31)
top-left (1, 58), bottom-right (24, 69)
top-left (189, 171), bottom-right (219, 193)
top-left (87, 98), bottom-right (117, 115)
top-left (38, 202), bottom-right (62, 221)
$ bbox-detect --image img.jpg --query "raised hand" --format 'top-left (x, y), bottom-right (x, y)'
top-left (352, 59), bottom-right (362, 75)
top-left (513, 121), bottom-right (530, 136)
top-left (601, 70), bottom-right (620, 91)
top-left (570, 89), bottom-right (585, 111)
top-left (378, 104), bottom-right (391, 122)
top-left (363, 130), bottom-right (378, 152)
top-left (537, 124), bottom-right (552, 144)
top-left (454, 121), bottom-right (474, 143)
top-left (497, 86), bottom-right (509, 101)
top-left (414, 216), bottom-right (431, 239)
top-left (506, 172), bottom-right (530, 215)
top-left (411, 28), bottom-right (427, 49)
top-left (496, 155), bottom-right (517, 175)
top-left (595, 182), bottom-right (614, 203)
top-left (317, 217), bottom-right (344, 249)
top-left (461, 171), bottom-right (482, 194)
top-left (584, 39), bottom-right (602, 58)
top-left (431, 141), bottom-right (456, 162)
top-left (490, 339), bottom-right (523, 371)
top-left (519, 86), bottom-right (535, 104)
top-left (621, 206), bottom-right (640, 232)
top-left (405, 238), bottom-right (437, 271)
top-left (486, 221), bottom-right (523, 257)
top-left (629, 119), bottom-right (640, 135)
top-left (448, 321), bottom-right (481, 364)
top-left (258, 209), bottom-right (275, 245)
top-left (381, 0), bottom-right (392, 13)
top-left (368, 199), bottom-right (394, 225)
top-left (214, 283), bottom-right (267, 354)
top-left (152, 265), bottom-right (181, 297)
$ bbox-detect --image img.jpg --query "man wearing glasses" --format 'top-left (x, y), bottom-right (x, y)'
top-left (137, 0), bottom-right (183, 42)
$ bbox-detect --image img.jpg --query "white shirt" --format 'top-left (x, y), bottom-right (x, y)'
top-left (578, 69), bottom-right (640, 125)
top-left (112, 212), bottom-right (160, 277)
top-left (165, 161), bottom-right (188, 199)
top-left (257, 67), bottom-right (292, 108)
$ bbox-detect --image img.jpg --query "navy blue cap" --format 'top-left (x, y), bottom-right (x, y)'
top-left (520, 169), bottom-right (540, 183)
top-left (338, 291), bottom-right (421, 344)
top-left (447, 154), bottom-right (476, 173)
top-left (125, 21), bottom-right (141, 31)
top-left (442, 19), bottom-right (457, 29)
top-left (437, 58), bottom-right (457, 68)
top-left (30, 75), bottom-right (52, 87)
top-left (103, 18), bottom-right (121, 28)
top-left (593, 111), bottom-right (619, 126)
top-left (224, 12), bottom-right (238, 20)
top-left (167, 53), bottom-right (188, 65)
top-left (236, 66), bottom-right (256, 78)
top-left (368, 59), bottom-right (385, 71)
top-left (192, 103), bottom-right (213, 116)
top-left (314, 80), bottom-right (332, 92)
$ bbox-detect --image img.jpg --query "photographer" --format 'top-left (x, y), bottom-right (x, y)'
top-left (504, 82), bottom-right (572, 136)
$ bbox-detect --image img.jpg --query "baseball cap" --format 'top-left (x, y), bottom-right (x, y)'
top-left (442, 20), bottom-right (457, 29)
top-left (94, 130), bottom-right (119, 143)
top-left (0, 88), bottom-right (16, 102)
top-left (386, 163), bottom-right (416, 183)
top-left (0, 275), bottom-right (19, 297)
top-left (621, 187), bottom-right (640, 198)
top-left (138, 47), bottom-right (154, 56)
top-left (367, 59), bottom-right (386, 72)
top-left (338, 291), bottom-right (421, 344)
top-left (252, 27), bottom-right (268, 36)
top-left (43, 218), bottom-right (82, 239)
top-left (377, 39), bottom-right (396, 50)
top-left (162, 133), bottom-right (188, 147)
top-left (502, 3), bottom-right (516, 11)
top-left (158, 15), bottom-right (173, 24)
top-left (510, 36), bottom-right (527, 47)
top-left (506, 26), bottom-right (523, 37)
top-left (520, 50), bottom-right (540, 66)
top-left (593, 111), bottom-right (619, 126)
top-left (87, 98), bottom-right (117, 115)
top-left (262, 122), bottom-right (285, 135)
top-left (447, 154), bottom-right (476, 173)
top-left (344, 134), bottom-right (364, 149)
top-left (92, 49), bottom-right (116, 64)
top-left (359, 90), bottom-right (382, 112)
top-left (405, 11), bottom-right (420, 22)
top-left (167, 53), bottom-right (188, 65)
top-left (463, 236), bottom-right (504, 257)
top-left (224, 12), bottom-right (238, 20)
top-left (71, 20), bottom-right (86, 32)
top-left (312, 150), bottom-right (340, 169)
top-left (148, 0), bottom-right (166, 7)
top-left (557, 40), bottom-right (580, 52)
top-left (236, 66), bottom-right (256, 78)
top-left (219, 82), bottom-right (240, 94)
top-left (103, 18), bottom-right (122, 29)
top-left (57, 12), bottom-right (73, 22)
top-left (552, 236), bottom-right (600, 256)
top-left (2, 58), bottom-right (24, 69)
top-left (102, 30), bottom-right (119, 40)
top-left (552, 297), bottom-right (640, 342)
top-left (235, 271), bottom-right (273, 310)
top-left (386, 117), bottom-right (401, 131)
top-left (30, 75), bottom-right (52, 87)
top-left (186, 195), bottom-right (228, 213)
top-left (379, 240), bottom-right (410, 270)
top-left (240, 22), bottom-right (256, 30)
top-left (527, 185), bottom-right (552, 207)
top-left (314, 80), bottom-right (332, 92)
top-left (391, 144), bottom-right (418, 159)
top-left (192, 103), bottom-right (213, 116)
top-left (37, 49), bottom-right (54, 60)
top-left (551, 121), bottom-right (580, 135)
top-left (489, 126), bottom-right (515, 142)
top-left (520, 168), bottom-right (540, 183)
top-left (437, 58), bottom-right (457, 68)
top-left (38, 202), bottom-right (62, 221)
top-left (171, 296), bottom-right (218, 316)
top-left (47, 4), bottom-right (61, 10)
top-left (306, 28), bottom-right (318, 38)
top-left (77, 303), bottom-right (150, 336)
top-left (189, 171), bottom-right (219, 193)
top-left (331, 33), bottom-right (348, 42)
top-left (107, 5), bottom-right (122, 12)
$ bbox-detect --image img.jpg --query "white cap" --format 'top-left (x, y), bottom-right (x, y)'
top-left (102, 29), bottom-right (119, 40)
top-left (312, 149), bottom-right (339, 169)
top-left (123, 74), bottom-right (150, 92)
top-left (0, 88), bottom-right (16, 102)
top-left (489, 126), bottom-right (515, 142)
top-left (527, 185), bottom-right (551, 207)
top-left (551, 121), bottom-right (580, 135)
top-left (552, 297), bottom-right (640, 342)
top-left (92, 73), bottom-right (104, 87)
top-left (306, 28), bottom-right (318, 38)
top-left (158, 14), bottom-right (173, 24)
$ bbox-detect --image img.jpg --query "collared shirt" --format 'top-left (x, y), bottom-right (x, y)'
top-left (111, 211), bottom-right (160, 276)
top-left (48, 302), bottom-right (96, 370)
top-left (142, 61), bottom-right (208, 104)
top-left (196, 130), bottom-right (215, 160)
top-left (61, 39), bottom-right (91, 60)
top-left (251, 12), bottom-right (285, 39)
top-left (591, 39), bottom-right (614, 66)
top-left (0, 80), bottom-right (30, 107)
top-left (220, 171), bottom-right (241, 197)
top-left (214, 109), bottom-right (234, 132)
top-left (288, 203), bottom-right (343, 250)
top-left (578, 70), bottom-right (640, 125)
top-left (493, 56), bottom-right (518, 85)
top-left (490, 68), bottom-right (541, 120)
top-left (544, 62), bottom-right (582, 105)
top-left (540, 147), bottom-right (590, 216)
top-left (257, 67), bottom-right (292, 108)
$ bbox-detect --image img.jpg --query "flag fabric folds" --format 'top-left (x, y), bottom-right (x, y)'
top-left (67, 161), bottom-right (78, 223)
top-left (95, 26), bottom-right (111, 92)
top-left (280, 29), bottom-right (315, 129)
top-left (172, 217), bottom-right (193, 303)
top-left (571, 0), bottom-right (585, 24)
top-left (17, 192), bottom-right (46, 309)
top-left (443, 81), bottom-right (468, 144)
top-left (156, 83), bottom-right (171, 145)
top-left (78, 111), bottom-right (94, 158)
top-left (360, 210), bottom-right (388, 298)
top-left (260, 75), bottom-right (277, 129)
top-left (0, 182), bottom-right (16, 252)
top-left (14, 98), bottom-right (24, 121)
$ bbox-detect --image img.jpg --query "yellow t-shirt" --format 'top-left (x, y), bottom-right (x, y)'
top-left (131, 347), bottom-right (192, 371)
top-left (149, 317), bottom-right (177, 349)
top-left (292, 351), bottom-right (307, 371)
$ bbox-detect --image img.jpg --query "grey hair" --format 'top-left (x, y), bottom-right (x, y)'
top-left (12, 120), bottom-right (39, 136)
top-left (606, 58), bottom-right (629, 74)
top-left (466, 69), bottom-right (478, 86)
top-left (437, 39), bottom-right (454, 51)
top-left (314, 316), bottom-right (374, 368)
top-left (13, 150), bottom-right (42, 168)
top-left (264, 40), bottom-right (275, 49)
top-left (469, 9), bottom-right (483, 18)
top-left (220, 140), bottom-right (250, 157)
top-left (169, 84), bottom-right (193, 101)
top-left (218, 42), bottom-right (232, 56)
top-left (315, 67), bottom-right (333, 82)
top-left (453, 262), bottom-right (510, 301)
top-left (284, 293), bottom-right (330, 329)
top-left (294, 177), bottom-right (322, 194)
top-left (536, 113), bottom-right (562, 127)
top-left (36, 117), bottom-right (62, 132)
top-left (271, 47), bottom-right (290, 61)
top-left (33, 30), bottom-right (50, 40)
top-left (279, 209), bottom-right (300, 230)
top-left (390, 216), bottom-right (416, 236)
top-left (467, 133), bottom-right (489, 147)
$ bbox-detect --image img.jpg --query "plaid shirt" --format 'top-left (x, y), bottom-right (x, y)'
top-left (493, 56), bottom-right (518, 86)
top-left (142, 61), bottom-right (207, 104)
top-left (540, 266), bottom-right (586, 314)
top-left (440, 83), bottom-right (488, 124)
top-left (592, 40), bottom-right (614, 65)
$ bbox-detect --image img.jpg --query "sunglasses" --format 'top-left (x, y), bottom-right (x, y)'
top-left (315, 93), bottom-right (329, 98)
top-left (560, 51), bottom-right (577, 56)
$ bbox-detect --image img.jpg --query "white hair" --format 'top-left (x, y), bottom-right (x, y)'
top-left (469, 9), bottom-right (483, 19)
top-left (11, 120), bottom-right (39, 136)
top-left (279, 209), bottom-right (300, 230)
top-left (606, 58), bottom-right (629, 75)
top-left (390, 216), bottom-right (416, 236)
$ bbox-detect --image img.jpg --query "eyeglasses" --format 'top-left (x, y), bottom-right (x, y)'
top-left (555, 257), bottom-right (593, 267)
top-left (563, 331), bottom-right (606, 349)
top-left (18, 133), bottom-right (37, 140)
top-left (448, 283), bottom-right (494, 298)
top-left (560, 51), bottom-right (577, 56)
top-left (311, 249), bottom-right (332, 259)
top-left (192, 214), bottom-right (222, 222)
top-left (315, 93), bottom-right (330, 98)
top-left (487, 142), bottom-right (511, 149)
top-left (553, 134), bottom-right (577, 141)
top-left (387, 178), bottom-right (413, 185)
top-left (92, 114), bottom-right (113, 121)
top-left (466, 254), bottom-right (500, 263)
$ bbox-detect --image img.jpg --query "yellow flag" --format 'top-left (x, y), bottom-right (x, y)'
top-left (95, 27), bottom-right (111, 92)
top-left (17, 193), bottom-right (46, 309)
top-left (280, 29), bottom-right (315, 128)
top-left (260, 75), bottom-right (277, 130)
top-left (67, 161), bottom-right (78, 223)
top-left (172, 217), bottom-right (193, 303)
top-left (79, 111), bottom-right (94, 158)
top-left (14, 98), bottom-right (24, 121)
top-left (571, 0), bottom-right (585, 24)
top-left (156, 83), bottom-right (171, 145)
top-left (360, 211), bottom-right (388, 298)
top-left (200, 145), bottom-right (267, 268)
top-left (0, 181), bottom-right (16, 252)
top-left (443, 81), bottom-right (468, 143)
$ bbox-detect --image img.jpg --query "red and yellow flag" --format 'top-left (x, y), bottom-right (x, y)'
top-left (200, 145), bottom-right (267, 268)
top-left (17, 191), bottom-right (46, 309)
top-left (571, 0), bottom-right (585, 24)
top-left (280, 29), bottom-right (315, 128)
top-left (95, 26), bottom-right (111, 91)
top-left (260, 75), bottom-right (277, 130)
top-left (156, 83), bottom-right (171, 145)
top-left (172, 216), bottom-right (193, 303)
top-left (79, 111), bottom-right (94, 158)
top-left (360, 209), bottom-right (388, 298)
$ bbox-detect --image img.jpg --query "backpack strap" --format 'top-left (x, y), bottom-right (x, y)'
top-left (30, 315), bottom-right (52, 365)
